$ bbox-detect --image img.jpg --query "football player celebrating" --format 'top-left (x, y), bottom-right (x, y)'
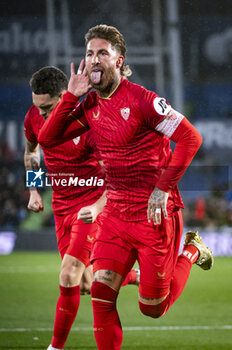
top-left (38, 25), bottom-right (213, 350)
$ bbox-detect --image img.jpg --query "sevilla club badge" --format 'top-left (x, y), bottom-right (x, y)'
top-left (120, 107), bottom-right (130, 120)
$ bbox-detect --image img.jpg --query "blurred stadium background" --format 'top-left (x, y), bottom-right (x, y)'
top-left (1, 0), bottom-right (232, 253)
top-left (0, 1), bottom-right (232, 349)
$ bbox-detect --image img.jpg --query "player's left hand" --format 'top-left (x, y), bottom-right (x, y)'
top-left (68, 60), bottom-right (92, 98)
top-left (147, 187), bottom-right (169, 225)
top-left (77, 204), bottom-right (99, 224)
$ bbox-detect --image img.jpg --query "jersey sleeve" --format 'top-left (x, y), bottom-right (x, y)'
top-left (38, 91), bottom-right (89, 148)
top-left (139, 87), bottom-right (202, 191)
top-left (24, 108), bottom-right (38, 143)
top-left (156, 117), bottom-right (203, 191)
top-left (140, 88), bottom-right (184, 138)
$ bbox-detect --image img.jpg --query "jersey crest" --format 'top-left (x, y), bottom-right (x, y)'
top-left (120, 107), bottom-right (130, 121)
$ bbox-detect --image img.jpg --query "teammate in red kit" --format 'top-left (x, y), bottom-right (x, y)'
top-left (24, 66), bottom-right (106, 350)
top-left (38, 25), bottom-right (214, 350)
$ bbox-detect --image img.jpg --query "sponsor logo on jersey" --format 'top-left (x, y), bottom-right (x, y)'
top-left (73, 136), bottom-right (80, 145)
top-left (92, 111), bottom-right (100, 120)
top-left (120, 107), bottom-right (130, 120)
top-left (26, 168), bottom-right (44, 188)
top-left (87, 235), bottom-right (94, 242)
top-left (153, 97), bottom-right (171, 116)
top-left (157, 271), bottom-right (166, 278)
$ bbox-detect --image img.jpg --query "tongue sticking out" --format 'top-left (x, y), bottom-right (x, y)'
top-left (91, 71), bottom-right (102, 84)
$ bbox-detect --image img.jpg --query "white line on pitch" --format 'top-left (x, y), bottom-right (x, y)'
top-left (0, 325), bottom-right (232, 332)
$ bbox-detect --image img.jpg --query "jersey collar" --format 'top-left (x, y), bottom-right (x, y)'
top-left (98, 77), bottom-right (123, 100)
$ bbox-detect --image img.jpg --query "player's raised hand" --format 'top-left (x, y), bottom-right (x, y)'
top-left (28, 190), bottom-right (44, 212)
top-left (147, 187), bottom-right (169, 225)
top-left (68, 60), bottom-right (92, 98)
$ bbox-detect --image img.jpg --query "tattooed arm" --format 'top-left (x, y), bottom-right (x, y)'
top-left (24, 139), bottom-right (44, 212)
top-left (24, 139), bottom-right (40, 171)
top-left (147, 187), bottom-right (169, 225)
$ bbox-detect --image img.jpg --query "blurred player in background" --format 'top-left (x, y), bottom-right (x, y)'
top-left (38, 24), bottom-right (213, 350)
top-left (24, 66), bottom-right (139, 350)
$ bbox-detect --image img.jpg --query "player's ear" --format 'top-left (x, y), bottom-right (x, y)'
top-left (116, 56), bottom-right (124, 69)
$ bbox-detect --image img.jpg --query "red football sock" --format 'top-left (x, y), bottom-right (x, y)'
top-left (181, 245), bottom-right (199, 264)
top-left (121, 269), bottom-right (137, 286)
top-left (91, 281), bottom-right (122, 350)
top-left (51, 285), bottom-right (80, 349)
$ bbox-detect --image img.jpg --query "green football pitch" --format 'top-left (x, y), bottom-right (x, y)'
top-left (0, 252), bottom-right (231, 350)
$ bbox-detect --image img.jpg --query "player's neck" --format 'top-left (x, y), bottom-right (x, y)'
top-left (97, 76), bottom-right (122, 99)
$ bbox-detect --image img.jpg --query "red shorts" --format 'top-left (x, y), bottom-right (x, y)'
top-left (54, 211), bottom-right (97, 266)
top-left (91, 209), bottom-right (183, 298)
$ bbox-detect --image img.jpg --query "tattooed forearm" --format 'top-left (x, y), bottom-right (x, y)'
top-left (147, 187), bottom-right (169, 223)
top-left (31, 156), bottom-right (40, 170)
top-left (24, 140), bottom-right (40, 171)
top-left (24, 155), bottom-right (40, 171)
top-left (150, 188), bottom-right (166, 202)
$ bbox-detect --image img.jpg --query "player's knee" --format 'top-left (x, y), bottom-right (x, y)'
top-left (139, 298), bottom-right (168, 319)
top-left (59, 267), bottom-right (73, 286)
top-left (60, 262), bottom-right (83, 287)
top-left (139, 301), bottom-right (161, 318)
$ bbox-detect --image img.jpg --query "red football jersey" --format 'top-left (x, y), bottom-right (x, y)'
top-left (24, 105), bottom-right (105, 215)
top-left (70, 78), bottom-right (184, 221)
